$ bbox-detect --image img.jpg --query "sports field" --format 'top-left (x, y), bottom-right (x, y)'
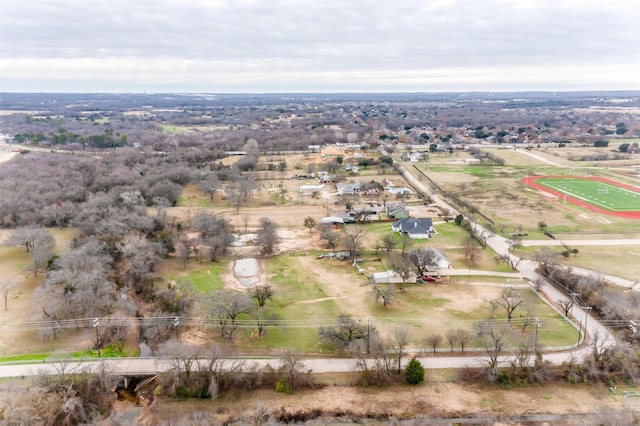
top-left (524, 176), bottom-right (640, 219)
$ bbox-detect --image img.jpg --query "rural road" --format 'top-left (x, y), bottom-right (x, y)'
top-left (521, 239), bottom-right (640, 246)
top-left (0, 346), bottom-right (594, 379)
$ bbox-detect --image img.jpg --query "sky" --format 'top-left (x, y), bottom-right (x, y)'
top-left (1, 0), bottom-right (639, 93)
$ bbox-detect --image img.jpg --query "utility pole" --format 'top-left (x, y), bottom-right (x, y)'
top-left (534, 318), bottom-right (540, 352)
top-left (93, 318), bottom-right (101, 357)
top-left (583, 306), bottom-right (592, 345)
top-left (367, 317), bottom-right (370, 355)
top-left (174, 317), bottom-right (180, 342)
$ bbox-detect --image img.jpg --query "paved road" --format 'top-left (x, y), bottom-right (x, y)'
top-left (522, 239), bottom-right (640, 246)
top-left (0, 346), bottom-right (595, 378)
top-left (516, 149), bottom-right (567, 167)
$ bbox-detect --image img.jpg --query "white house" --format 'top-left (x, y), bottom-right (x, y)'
top-left (385, 186), bottom-right (413, 196)
top-left (320, 216), bottom-right (344, 225)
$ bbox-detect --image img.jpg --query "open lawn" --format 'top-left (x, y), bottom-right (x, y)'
top-left (160, 258), bottom-right (228, 293)
top-left (562, 245), bottom-right (640, 281)
top-left (515, 244), bottom-right (640, 282)
top-left (155, 250), bottom-right (577, 353)
top-left (366, 283), bottom-right (575, 349)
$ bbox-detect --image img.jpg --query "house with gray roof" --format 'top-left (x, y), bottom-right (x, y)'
top-left (391, 218), bottom-right (435, 239)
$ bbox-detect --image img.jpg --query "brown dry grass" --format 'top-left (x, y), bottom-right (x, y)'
top-left (0, 229), bottom-right (78, 355)
top-left (137, 377), bottom-right (630, 425)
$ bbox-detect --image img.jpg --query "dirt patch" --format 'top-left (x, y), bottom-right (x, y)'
top-left (293, 256), bottom-right (371, 317)
top-left (221, 258), bottom-right (268, 292)
top-left (295, 296), bottom-right (344, 305)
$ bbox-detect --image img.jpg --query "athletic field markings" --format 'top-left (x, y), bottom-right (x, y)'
top-left (535, 177), bottom-right (640, 212)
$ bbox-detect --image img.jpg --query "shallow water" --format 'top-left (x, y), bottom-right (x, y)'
top-left (234, 257), bottom-right (261, 277)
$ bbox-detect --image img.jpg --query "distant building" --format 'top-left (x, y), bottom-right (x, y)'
top-left (385, 202), bottom-right (410, 219)
top-left (427, 247), bottom-right (450, 270)
top-left (299, 183), bottom-right (324, 192)
top-left (372, 270), bottom-right (400, 284)
top-left (320, 216), bottom-right (344, 225)
top-left (336, 182), bottom-right (363, 195)
top-left (385, 186), bottom-right (413, 196)
top-left (409, 152), bottom-right (424, 163)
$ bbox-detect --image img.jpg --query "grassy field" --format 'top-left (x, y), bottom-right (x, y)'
top-left (414, 162), bottom-right (639, 235)
top-left (162, 259), bottom-right (228, 293)
top-left (515, 244), bottom-right (640, 282)
top-left (535, 177), bottom-right (640, 212)
top-left (152, 250), bottom-right (579, 353)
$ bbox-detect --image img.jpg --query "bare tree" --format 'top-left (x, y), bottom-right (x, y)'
top-left (256, 217), bottom-right (279, 256)
top-left (390, 253), bottom-right (413, 290)
top-left (392, 327), bottom-right (411, 373)
top-left (456, 328), bottom-right (471, 352)
top-left (445, 329), bottom-right (458, 352)
top-left (533, 248), bottom-right (561, 275)
top-left (425, 333), bottom-right (443, 353)
top-left (226, 184), bottom-right (245, 214)
top-left (199, 346), bottom-right (245, 395)
top-left (208, 289), bottom-right (253, 340)
top-left (381, 233), bottom-right (398, 252)
top-left (342, 226), bottom-right (367, 259)
top-left (319, 223), bottom-right (341, 250)
top-left (1, 282), bottom-right (12, 310)
top-left (479, 226), bottom-right (494, 246)
top-left (518, 302), bottom-right (538, 333)
top-left (254, 308), bottom-right (279, 338)
top-left (35, 239), bottom-right (118, 331)
top-left (197, 172), bottom-right (219, 201)
top-left (250, 284), bottom-right (274, 307)
top-left (496, 253), bottom-right (524, 271)
top-left (462, 236), bottom-right (481, 266)
top-left (475, 319), bottom-right (513, 383)
top-left (35, 362), bottom-right (116, 425)
top-left (31, 244), bottom-right (54, 277)
top-left (2, 227), bottom-right (55, 252)
top-left (176, 242), bottom-right (190, 268)
top-left (408, 247), bottom-right (440, 276)
top-left (278, 351), bottom-right (311, 391)
top-left (319, 313), bottom-right (371, 350)
top-left (559, 299), bottom-right (574, 317)
top-left (490, 288), bottom-right (525, 322)
top-left (371, 283), bottom-right (394, 307)
top-left (399, 233), bottom-right (413, 254)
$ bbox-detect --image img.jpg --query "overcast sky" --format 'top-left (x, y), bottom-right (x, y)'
top-left (1, 0), bottom-right (638, 93)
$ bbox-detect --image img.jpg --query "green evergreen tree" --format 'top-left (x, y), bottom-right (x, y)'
top-left (404, 357), bottom-right (425, 385)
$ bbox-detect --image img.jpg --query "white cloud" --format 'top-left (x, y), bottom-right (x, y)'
top-left (1, 0), bottom-right (638, 92)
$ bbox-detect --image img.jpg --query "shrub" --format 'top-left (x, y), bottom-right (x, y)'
top-left (275, 379), bottom-right (291, 394)
top-left (404, 357), bottom-right (425, 385)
